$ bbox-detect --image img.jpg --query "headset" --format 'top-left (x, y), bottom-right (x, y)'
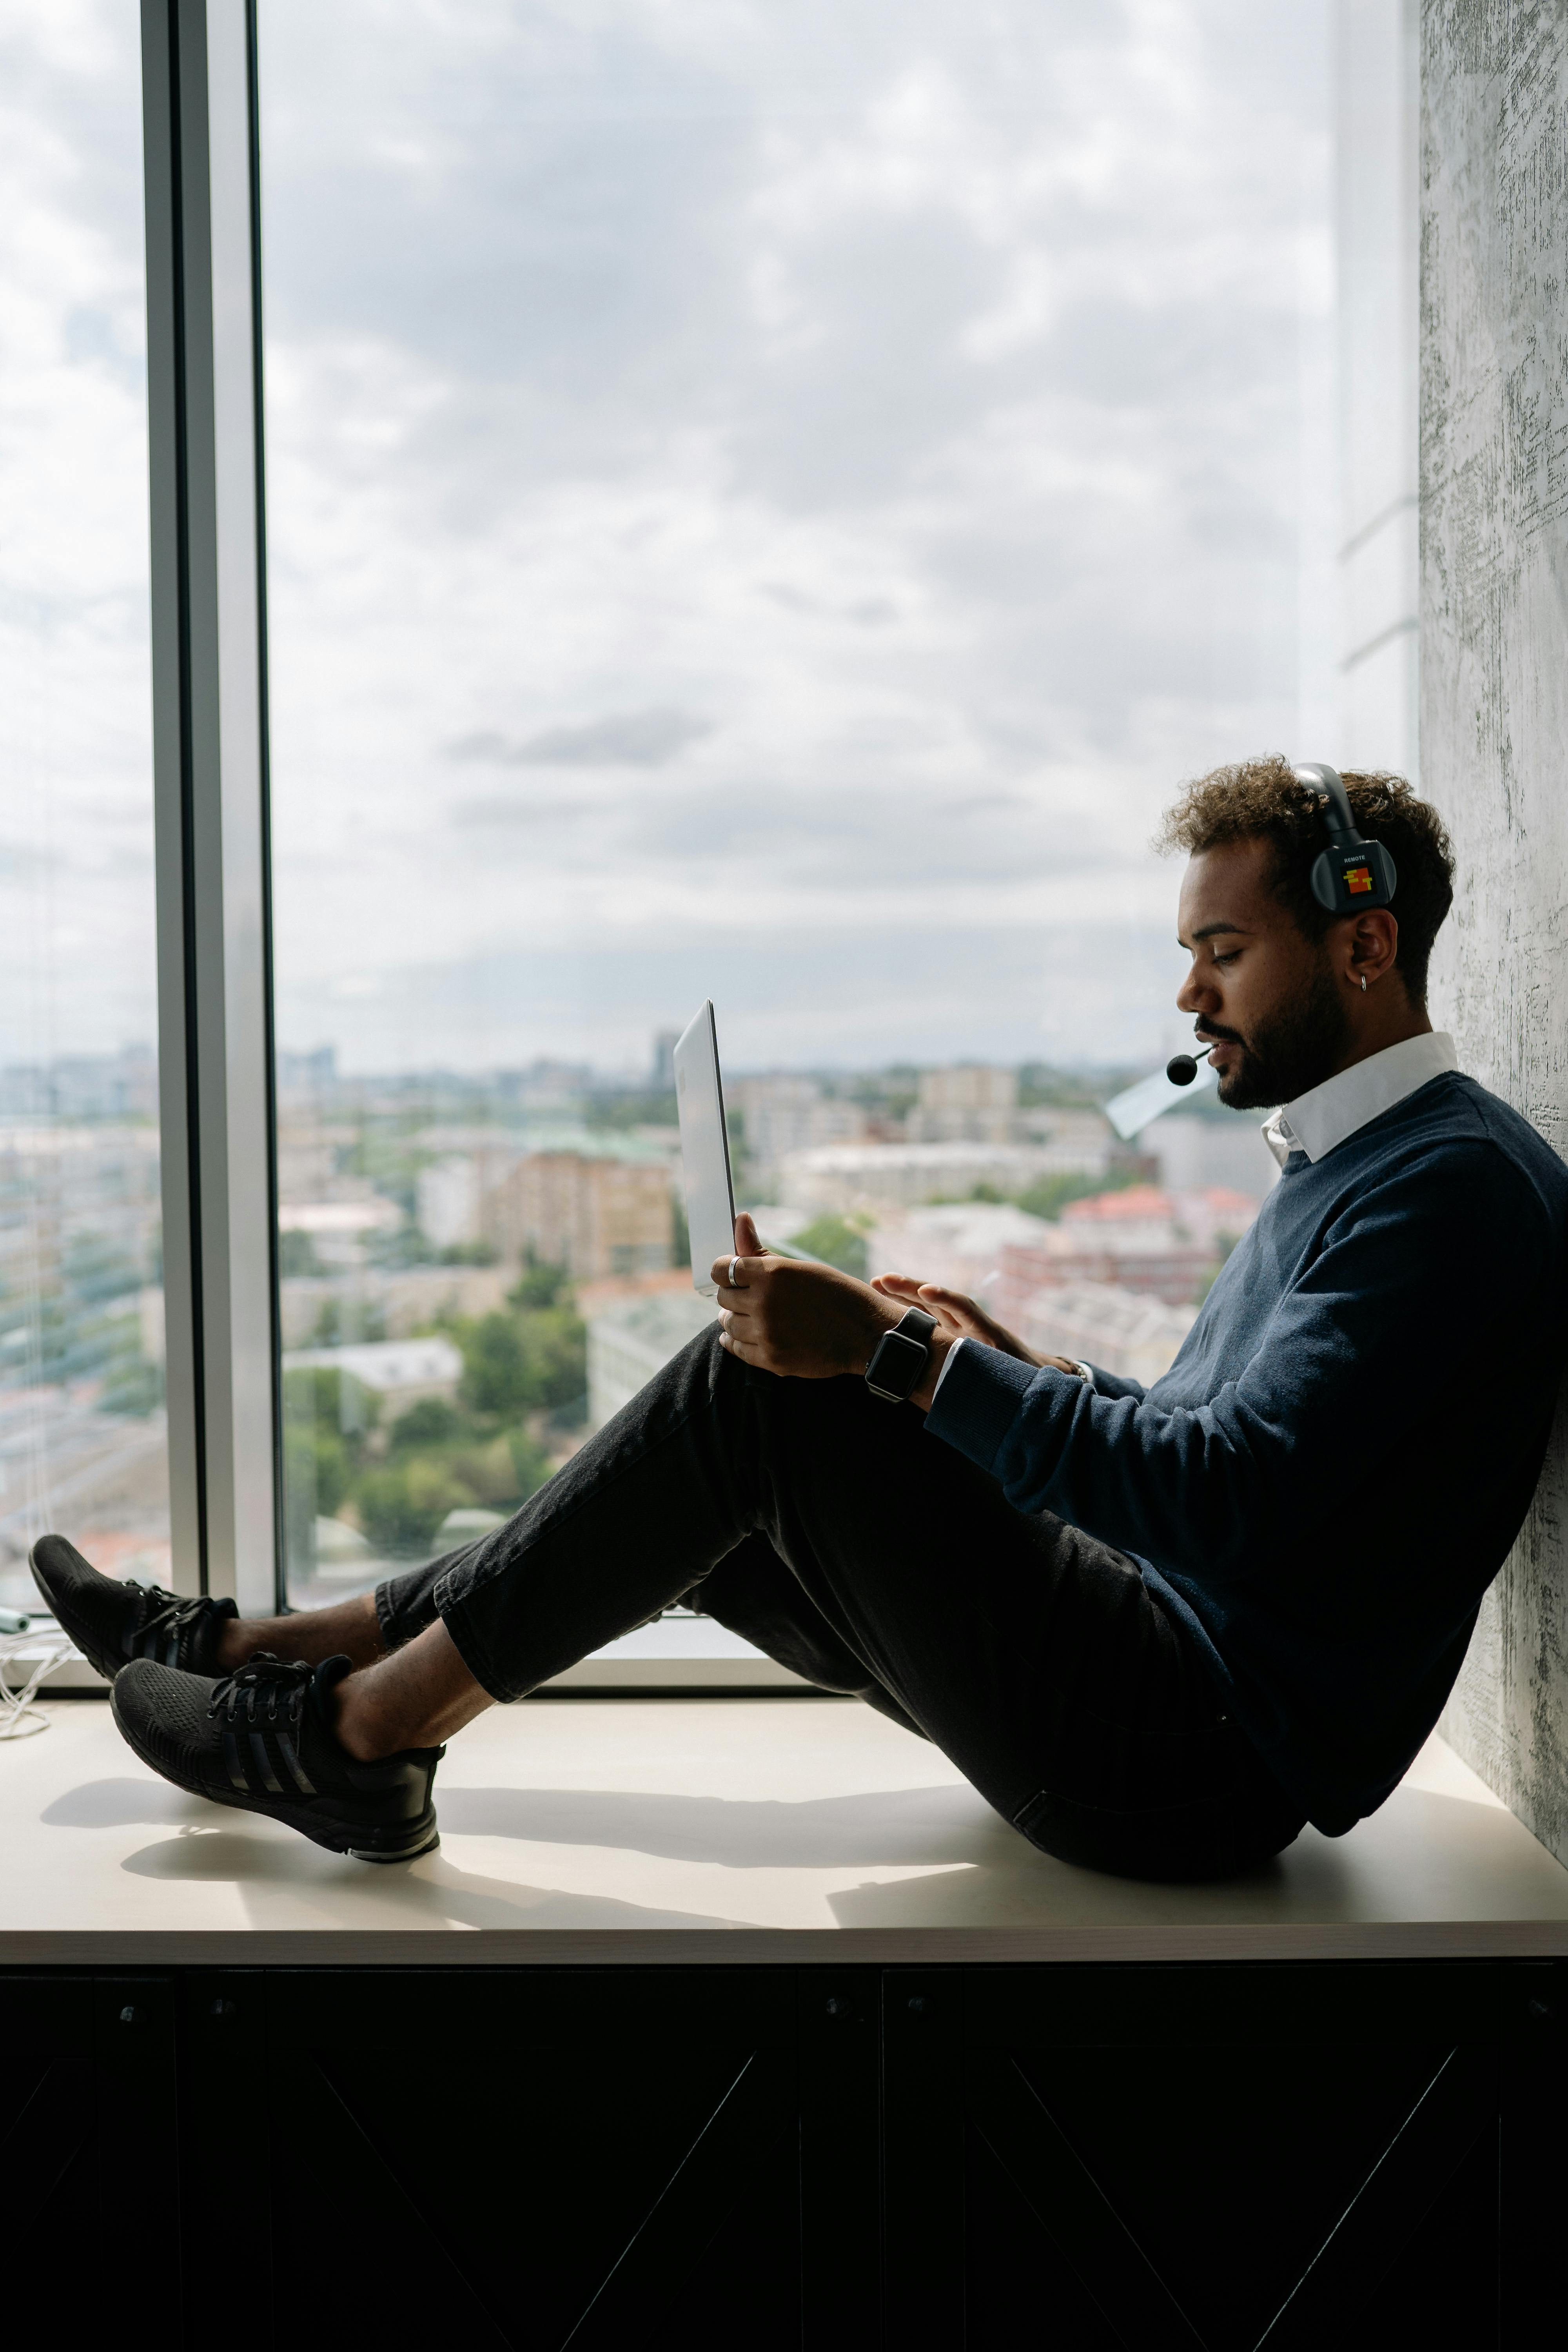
top-left (1292, 761), bottom-right (1397, 913)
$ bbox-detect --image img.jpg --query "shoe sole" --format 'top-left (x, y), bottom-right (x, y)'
top-left (111, 1688), bottom-right (439, 1864)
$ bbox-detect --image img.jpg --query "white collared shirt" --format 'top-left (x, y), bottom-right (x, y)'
top-left (1260, 1030), bottom-right (1460, 1168)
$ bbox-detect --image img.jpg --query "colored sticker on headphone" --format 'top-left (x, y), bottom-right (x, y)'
top-left (1346, 865), bottom-right (1373, 893)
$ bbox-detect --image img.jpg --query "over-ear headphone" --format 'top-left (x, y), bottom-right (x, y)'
top-left (1292, 762), bottom-right (1397, 913)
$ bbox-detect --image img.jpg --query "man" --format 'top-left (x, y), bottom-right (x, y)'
top-left (32, 757), bottom-right (1568, 1880)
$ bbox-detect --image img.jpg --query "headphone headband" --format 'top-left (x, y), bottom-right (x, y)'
top-left (1292, 760), bottom-right (1397, 915)
top-left (1292, 761), bottom-right (1361, 842)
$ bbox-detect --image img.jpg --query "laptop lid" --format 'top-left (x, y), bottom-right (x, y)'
top-left (673, 1000), bottom-right (736, 1298)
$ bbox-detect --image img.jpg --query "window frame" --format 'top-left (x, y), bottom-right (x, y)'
top-left (142, 0), bottom-right (283, 1613)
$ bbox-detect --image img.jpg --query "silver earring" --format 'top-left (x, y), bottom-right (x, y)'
top-left (1360, 975), bottom-right (1367, 993)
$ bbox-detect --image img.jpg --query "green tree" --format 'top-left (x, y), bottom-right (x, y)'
top-left (518, 1305), bottom-right (588, 1409)
top-left (388, 1396), bottom-right (462, 1450)
top-left (508, 1257), bottom-right (568, 1310)
top-left (356, 1455), bottom-right (467, 1556)
top-left (459, 1312), bottom-right (532, 1416)
top-left (507, 1426), bottom-right (553, 1497)
top-left (278, 1229), bottom-right (321, 1278)
top-left (789, 1214), bottom-right (870, 1278)
top-left (454, 1301), bottom-right (587, 1416)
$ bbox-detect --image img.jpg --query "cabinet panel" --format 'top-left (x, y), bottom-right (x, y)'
top-left (946, 1961), bottom-right (1537, 2351)
top-left (194, 1969), bottom-right (807, 2352)
top-left (0, 1975), bottom-right (180, 2339)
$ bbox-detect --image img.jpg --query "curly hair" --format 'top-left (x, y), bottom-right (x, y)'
top-left (1154, 755), bottom-right (1455, 1004)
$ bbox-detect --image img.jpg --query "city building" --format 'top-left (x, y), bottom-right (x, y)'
top-left (1141, 1112), bottom-right (1280, 1204)
top-left (990, 1185), bottom-right (1258, 1316)
top-left (1016, 1282), bottom-right (1199, 1387)
top-left (906, 1063), bottom-right (1018, 1145)
top-left (274, 1044), bottom-right (338, 1107)
top-left (1016, 1107), bottom-right (1122, 1169)
top-left (492, 1059), bottom-right (593, 1113)
top-left (863, 1203), bottom-right (1055, 1300)
top-left (281, 1335), bottom-right (464, 1430)
top-left (728, 1075), bottom-right (869, 1196)
top-left (483, 1149), bottom-right (675, 1280)
top-left (276, 1197), bottom-right (404, 1270)
top-left (417, 1155), bottom-right (484, 1252)
top-left (778, 1140), bottom-right (1105, 1217)
top-left (276, 1263), bottom-right (512, 1350)
top-left (0, 1046), bottom-right (158, 1122)
top-left (586, 1289), bottom-right (718, 1430)
top-left (273, 1122), bottom-right (345, 1203)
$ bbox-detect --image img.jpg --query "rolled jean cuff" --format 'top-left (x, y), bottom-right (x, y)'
top-left (375, 1546), bottom-right (468, 1653)
top-left (434, 1573), bottom-right (518, 1704)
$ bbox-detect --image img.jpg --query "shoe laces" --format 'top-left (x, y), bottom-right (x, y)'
top-left (134, 1585), bottom-right (213, 1642)
top-left (126, 1583), bottom-right (221, 1667)
top-left (207, 1652), bottom-right (312, 1731)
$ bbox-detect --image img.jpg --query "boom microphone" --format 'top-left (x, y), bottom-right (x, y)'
top-left (1165, 1053), bottom-right (1199, 1086)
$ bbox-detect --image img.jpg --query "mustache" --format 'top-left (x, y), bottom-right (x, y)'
top-left (1194, 1023), bottom-right (1245, 1048)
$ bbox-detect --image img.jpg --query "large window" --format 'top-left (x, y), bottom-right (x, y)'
top-left (256, 3), bottom-right (1325, 1605)
top-left (0, 5), bottom-right (167, 1612)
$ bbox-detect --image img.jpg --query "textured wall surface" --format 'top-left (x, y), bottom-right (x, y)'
top-left (1423, 0), bottom-right (1568, 1859)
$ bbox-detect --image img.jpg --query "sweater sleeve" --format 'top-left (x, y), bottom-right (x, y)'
top-left (924, 1140), bottom-right (1551, 1584)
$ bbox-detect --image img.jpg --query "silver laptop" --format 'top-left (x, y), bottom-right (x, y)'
top-left (673, 999), bottom-right (737, 1296)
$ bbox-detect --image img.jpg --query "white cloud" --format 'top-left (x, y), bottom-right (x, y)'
top-left (0, 3), bottom-right (156, 1063)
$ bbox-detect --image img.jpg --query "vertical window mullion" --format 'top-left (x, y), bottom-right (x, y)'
top-left (142, 0), bottom-right (279, 1611)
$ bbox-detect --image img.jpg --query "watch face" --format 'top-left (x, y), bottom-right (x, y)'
top-left (868, 1328), bottom-right (927, 1399)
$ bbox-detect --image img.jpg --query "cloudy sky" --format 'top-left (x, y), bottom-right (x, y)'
top-left (0, 0), bottom-right (1336, 1081)
top-left (0, 2), bottom-right (153, 1077)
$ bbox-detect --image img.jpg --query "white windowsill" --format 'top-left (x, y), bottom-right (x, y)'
top-left (7, 1616), bottom-right (814, 1695)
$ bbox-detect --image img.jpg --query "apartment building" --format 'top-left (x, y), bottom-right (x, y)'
top-left (483, 1150), bottom-right (675, 1281)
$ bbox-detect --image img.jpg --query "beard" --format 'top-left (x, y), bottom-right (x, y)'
top-left (1207, 962), bottom-right (1352, 1112)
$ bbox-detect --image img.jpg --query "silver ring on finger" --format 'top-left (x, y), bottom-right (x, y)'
top-left (728, 1255), bottom-right (742, 1289)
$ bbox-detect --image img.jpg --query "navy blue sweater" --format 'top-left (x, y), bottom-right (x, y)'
top-left (926, 1072), bottom-right (1568, 1833)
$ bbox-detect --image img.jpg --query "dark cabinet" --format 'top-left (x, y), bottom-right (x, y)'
top-left (4, 1958), bottom-right (1562, 2347)
top-left (0, 1973), bottom-right (181, 2332)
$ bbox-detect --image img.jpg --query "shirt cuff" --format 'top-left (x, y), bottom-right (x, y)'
top-left (924, 1339), bottom-right (1039, 1475)
top-left (929, 1334), bottom-right (966, 1401)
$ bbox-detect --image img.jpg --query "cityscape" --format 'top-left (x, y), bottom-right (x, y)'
top-left (0, 1033), bottom-right (1279, 1614)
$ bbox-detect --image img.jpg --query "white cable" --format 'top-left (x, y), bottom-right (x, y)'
top-left (0, 1630), bottom-right (78, 1740)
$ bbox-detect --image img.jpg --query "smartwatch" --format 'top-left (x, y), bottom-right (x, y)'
top-left (865, 1307), bottom-right (938, 1403)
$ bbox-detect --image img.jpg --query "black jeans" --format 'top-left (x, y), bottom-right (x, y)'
top-left (377, 1327), bottom-right (1305, 1882)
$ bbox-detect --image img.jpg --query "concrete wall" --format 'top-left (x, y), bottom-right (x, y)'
top-left (1423, 2), bottom-right (1568, 1860)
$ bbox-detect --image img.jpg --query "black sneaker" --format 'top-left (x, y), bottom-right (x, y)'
top-left (30, 1533), bottom-right (237, 1683)
top-left (111, 1653), bottom-right (443, 1864)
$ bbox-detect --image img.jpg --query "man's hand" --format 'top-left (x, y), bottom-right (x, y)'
top-left (870, 1273), bottom-right (1042, 1365)
top-left (713, 1212), bottom-right (902, 1381)
top-left (870, 1274), bottom-right (1083, 1387)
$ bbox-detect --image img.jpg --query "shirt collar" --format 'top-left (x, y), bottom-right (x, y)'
top-left (1261, 1031), bottom-right (1460, 1168)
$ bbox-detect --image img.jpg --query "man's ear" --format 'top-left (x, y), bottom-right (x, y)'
top-left (1343, 908), bottom-right (1399, 989)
